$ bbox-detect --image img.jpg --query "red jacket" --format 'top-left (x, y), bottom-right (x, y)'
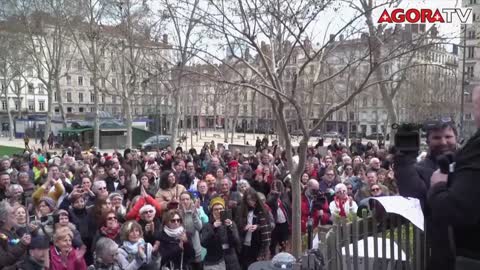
top-left (49, 245), bottom-right (87, 270)
top-left (125, 195), bottom-right (163, 221)
top-left (301, 194), bottom-right (330, 233)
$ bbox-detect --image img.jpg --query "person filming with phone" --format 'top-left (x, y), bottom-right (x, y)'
top-left (201, 197), bottom-right (241, 270)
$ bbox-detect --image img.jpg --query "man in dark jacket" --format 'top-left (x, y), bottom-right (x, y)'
top-left (394, 119), bottom-right (458, 270)
top-left (427, 87), bottom-right (480, 270)
top-left (7, 235), bottom-right (50, 270)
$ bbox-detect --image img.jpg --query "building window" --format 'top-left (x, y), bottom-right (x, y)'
top-left (39, 101), bottom-right (45, 111)
top-left (469, 31), bottom-right (476, 39)
top-left (102, 95), bottom-right (105, 103)
top-left (470, 0), bottom-right (477, 5)
top-left (102, 78), bottom-right (106, 88)
top-left (112, 65), bottom-right (116, 72)
top-left (28, 100), bottom-right (34, 111)
top-left (67, 107), bottom-right (73, 113)
top-left (372, 97), bottom-right (377, 106)
top-left (112, 78), bottom-right (117, 88)
top-left (90, 107), bottom-right (94, 112)
top-left (112, 96), bottom-right (116, 104)
top-left (360, 125), bottom-right (367, 134)
top-left (113, 107), bottom-right (117, 114)
top-left (101, 63), bottom-right (105, 71)
top-left (77, 60), bottom-right (82, 71)
top-left (468, 46), bottom-right (475, 58)
top-left (14, 101), bottom-right (19, 111)
top-left (371, 125), bottom-right (378, 133)
top-left (28, 83), bottom-right (34, 94)
top-left (27, 66), bottom-right (33, 77)
top-left (243, 105), bottom-right (247, 114)
top-left (362, 97), bottom-right (368, 107)
top-left (1, 101), bottom-right (6, 110)
top-left (66, 75), bottom-right (72, 85)
top-left (78, 76), bottom-right (83, 86)
top-left (90, 78), bottom-right (94, 86)
top-left (54, 107), bottom-right (59, 114)
top-left (465, 113), bottom-right (472, 120)
top-left (54, 92), bottom-right (58, 102)
top-left (66, 60), bottom-right (71, 70)
top-left (67, 92), bottom-right (72, 102)
top-left (349, 111), bottom-right (355, 120)
top-left (467, 66), bottom-right (474, 78)
top-left (38, 83), bottom-right (44, 94)
top-left (79, 92), bottom-right (84, 103)
top-left (90, 93), bottom-right (95, 103)
top-left (79, 107), bottom-right (84, 113)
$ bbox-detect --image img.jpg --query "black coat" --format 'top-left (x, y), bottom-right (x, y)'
top-left (428, 129), bottom-right (480, 267)
top-left (138, 218), bottom-right (162, 246)
top-left (158, 230), bottom-right (195, 269)
top-left (394, 152), bottom-right (452, 270)
top-left (200, 222), bottom-right (241, 270)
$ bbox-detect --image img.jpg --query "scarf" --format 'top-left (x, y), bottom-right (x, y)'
top-left (164, 226), bottom-right (185, 239)
top-left (101, 225), bottom-right (120, 239)
top-left (334, 196), bottom-right (348, 217)
top-left (122, 238), bottom-right (146, 254)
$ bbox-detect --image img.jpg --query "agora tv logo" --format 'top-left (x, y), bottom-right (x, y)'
top-left (378, 8), bottom-right (473, 24)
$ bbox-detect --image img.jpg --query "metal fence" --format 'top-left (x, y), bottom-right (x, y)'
top-left (310, 211), bottom-right (427, 270)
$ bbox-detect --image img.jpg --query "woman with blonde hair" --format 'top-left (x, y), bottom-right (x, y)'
top-left (117, 220), bottom-right (153, 270)
top-left (49, 226), bottom-right (87, 270)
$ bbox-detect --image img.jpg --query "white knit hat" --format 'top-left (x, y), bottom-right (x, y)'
top-left (139, 204), bottom-right (156, 215)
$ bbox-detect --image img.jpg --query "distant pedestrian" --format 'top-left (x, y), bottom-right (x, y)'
top-left (23, 135), bottom-right (30, 150)
top-left (40, 138), bottom-right (45, 150)
top-left (48, 132), bottom-right (54, 149)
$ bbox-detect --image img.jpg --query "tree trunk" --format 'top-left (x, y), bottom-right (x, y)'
top-left (363, 5), bottom-right (397, 146)
top-left (251, 91), bottom-right (257, 140)
top-left (171, 93), bottom-right (180, 149)
top-left (124, 98), bottom-right (133, 149)
top-left (94, 87), bottom-right (100, 149)
top-left (44, 83), bottom-right (54, 141)
top-left (7, 100), bottom-right (14, 140)
top-left (55, 78), bottom-right (67, 128)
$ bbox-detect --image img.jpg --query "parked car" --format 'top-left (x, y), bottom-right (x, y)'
top-left (290, 129), bottom-right (303, 136)
top-left (139, 135), bottom-right (171, 151)
top-left (323, 131), bottom-right (340, 138)
top-left (365, 133), bottom-right (385, 140)
top-left (349, 131), bottom-right (365, 138)
top-left (311, 129), bottom-right (323, 137)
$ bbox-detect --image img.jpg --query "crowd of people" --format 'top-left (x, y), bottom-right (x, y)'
top-left (0, 135), bottom-right (405, 270)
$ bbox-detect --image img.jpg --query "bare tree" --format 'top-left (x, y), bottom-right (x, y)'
top-left (151, 0), bottom-right (207, 149)
top-left (0, 31), bottom-right (31, 140)
top-left (193, 0), bottom-right (437, 257)
top-left (61, 0), bottom-right (114, 148)
top-left (6, 0), bottom-right (76, 140)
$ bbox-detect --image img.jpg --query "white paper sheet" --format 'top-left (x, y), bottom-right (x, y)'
top-left (370, 196), bottom-right (424, 231)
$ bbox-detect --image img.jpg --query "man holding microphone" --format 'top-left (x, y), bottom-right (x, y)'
top-left (428, 86), bottom-right (480, 270)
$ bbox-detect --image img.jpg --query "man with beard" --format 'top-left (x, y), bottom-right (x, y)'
top-left (393, 118), bottom-right (458, 270)
top-left (426, 87), bottom-right (480, 270)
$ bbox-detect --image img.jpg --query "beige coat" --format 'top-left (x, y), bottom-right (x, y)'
top-left (155, 184), bottom-right (186, 208)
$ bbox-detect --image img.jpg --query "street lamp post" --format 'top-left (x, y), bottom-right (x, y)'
top-left (460, 25), bottom-right (467, 139)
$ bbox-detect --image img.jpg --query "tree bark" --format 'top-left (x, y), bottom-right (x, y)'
top-left (44, 82), bottom-right (54, 142)
top-left (124, 98), bottom-right (133, 149)
top-left (7, 99), bottom-right (14, 140)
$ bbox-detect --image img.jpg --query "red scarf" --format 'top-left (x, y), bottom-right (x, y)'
top-left (101, 225), bottom-right (120, 239)
top-left (334, 196), bottom-right (348, 217)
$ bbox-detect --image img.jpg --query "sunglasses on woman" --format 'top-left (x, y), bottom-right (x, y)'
top-left (171, 218), bottom-right (181, 223)
top-left (107, 216), bottom-right (117, 221)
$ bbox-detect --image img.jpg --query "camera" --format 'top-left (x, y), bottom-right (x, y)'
top-left (311, 191), bottom-right (327, 213)
top-left (391, 123), bottom-right (423, 154)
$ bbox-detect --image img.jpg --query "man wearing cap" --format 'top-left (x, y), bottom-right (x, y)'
top-left (227, 160), bottom-right (240, 191)
top-left (7, 235), bottom-right (50, 270)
